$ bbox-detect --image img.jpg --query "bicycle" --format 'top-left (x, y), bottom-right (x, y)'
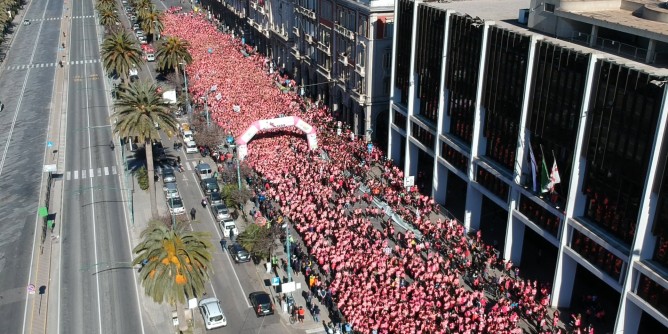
top-left (289, 310), bottom-right (297, 324)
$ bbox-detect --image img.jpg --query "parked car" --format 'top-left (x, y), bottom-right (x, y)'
top-left (184, 140), bottom-right (198, 154)
top-left (200, 178), bottom-right (219, 195)
top-left (209, 191), bottom-right (223, 206)
top-left (249, 292), bottom-right (274, 316)
top-left (195, 163), bottom-right (213, 180)
top-left (210, 203), bottom-right (230, 221)
top-left (168, 197), bottom-right (185, 215)
top-left (162, 166), bottom-right (176, 183)
top-left (220, 217), bottom-right (238, 239)
top-left (228, 243), bottom-right (251, 263)
top-left (198, 298), bottom-right (227, 329)
top-left (164, 182), bottom-right (179, 199)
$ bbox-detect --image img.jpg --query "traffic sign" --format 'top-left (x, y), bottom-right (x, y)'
top-left (271, 277), bottom-right (281, 286)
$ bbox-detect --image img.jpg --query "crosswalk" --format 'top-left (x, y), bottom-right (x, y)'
top-left (4, 59), bottom-right (101, 71)
top-left (24, 16), bottom-right (94, 22)
top-left (66, 166), bottom-right (117, 181)
top-left (64, 161), bottom-right (208, 181)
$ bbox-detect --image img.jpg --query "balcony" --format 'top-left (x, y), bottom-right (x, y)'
top-left (293, 26), bottom-right (300, 37)
top-left (350, 88), bottom-right (367, 105)
top-left (305, 34), bottom-right (316, 44)
top-left (248, 18), bottom-right (255, 26)
top-left (250, 1), bottom-right (256, 9)
top-left (335, 23), bottom-right (355, 41)
top-left (271, 25), bottom-right (290, 42)
top-left (338, 53), bottom-right (349, 66)
top-left (317, 41), bottom-right (330, 54)
top-left (355, 63), bottom-right (365, 77)
top-left (291, 48), bottom-right (302, 60)
top-left (295, 7), bottom-right (316, 20)
top-left (316, 65), bottom-right (331, 79)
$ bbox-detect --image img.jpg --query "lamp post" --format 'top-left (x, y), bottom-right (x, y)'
top-left (227, 135), bottom-right (242, 190)
top-left (179, 62), bottom-right (190, 114)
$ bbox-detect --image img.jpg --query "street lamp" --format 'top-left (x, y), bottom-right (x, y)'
top-left (179, 62), bottom-right (190, 114)
top-left (227, 135), bottom-right (241, 190)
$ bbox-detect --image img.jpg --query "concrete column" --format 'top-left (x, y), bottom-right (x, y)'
top-left (435, 162), bottom-right (448, 204)
top-left (551, 54), bottom-right (598, 309)
top-left (553, 252), bottom-right (578, 308)
top-left (505, 215), bottom-right (526, 264)
top-left (465, 183), bottom-right (483, 232)
top-left (402, 0), bottom-right (421, 175)
top-left (467, 21), bottom-right (493, 181)
top-left (614, 74), bottom-right (668, 334)
top-left (432, 10), bottom-right (453, 200)
top-left (646, 39), bottom-right (656, 64)
top-left (589, 25), bottom-right (598, 48)
top-left (619, 301), bottom-right (643, 334)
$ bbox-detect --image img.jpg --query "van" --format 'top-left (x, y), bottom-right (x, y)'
top-left (195, 163), bottom-right (213, 180)
top-left (220, 218), bottom-right (239, 238)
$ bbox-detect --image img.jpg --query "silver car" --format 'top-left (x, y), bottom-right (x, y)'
top-left (210, 203), bottom-right (230, 221)
top-left (164, 182), bottom-right (179, 199)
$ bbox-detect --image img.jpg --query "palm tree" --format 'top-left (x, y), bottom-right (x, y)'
top-left (133, 219), bottom-right (213, 331)
top-left (101, 31), bottom-right (144, 85)
top-left (112, 81), bottom-right (178, 217)
top-left (139, 7), bottom-right (163, 42)
top-left (98, 5), bottom-right (120, 32)
top-left (155, 36), bottom-right (192, 89)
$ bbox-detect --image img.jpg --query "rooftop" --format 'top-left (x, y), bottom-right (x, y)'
top-left (424, 0), bottom-right (529, 22)
top-left (421, 0), bottom-right (668, 76)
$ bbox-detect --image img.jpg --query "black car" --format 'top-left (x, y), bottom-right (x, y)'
top-left (200, 178), bottom-right (220, 195)
top-left (249, 292), bottom-right (274, 316)
top-left (228, 243), bottom-right (251, 263)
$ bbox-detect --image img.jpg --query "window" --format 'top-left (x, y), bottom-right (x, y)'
top-left (358, 15), bottom-right (368, 38)
top-left (320, 27), bottom-right (331, 47)
top-left (383, 77), bottom-right (391, 96)
top-left (544, 3), bottom-right (555, 12)
top-left (382, 48), bottom-right (391, 71)
top-left (358, 47), bottom-right (365, 67)
top-left (321, 0), bottom-right (333, 21)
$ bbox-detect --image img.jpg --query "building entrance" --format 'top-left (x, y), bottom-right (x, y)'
top-left (478, 196), bottom-right (508, 253)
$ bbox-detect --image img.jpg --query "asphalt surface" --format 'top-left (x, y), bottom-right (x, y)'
top-left (56, 0), bottom-right (144, 333)
top-left (0, 0), bottom-right (64, 332)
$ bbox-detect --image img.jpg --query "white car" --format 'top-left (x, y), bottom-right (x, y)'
top-left (184, 140), bottom-right (198, 154)
top-left (146, 53), bottom-right (155, 62)
top-left (168, 197), bottom-right (185, 215)
top-left (199, 298), bottom-right (227, 329)
top-left (220, 218), bottom-right (239, 239)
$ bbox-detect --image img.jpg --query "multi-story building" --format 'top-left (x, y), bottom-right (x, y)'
top-left (388, 0), bottom-right (668, 333)
top-left (199, 0), bottom-right (394, 146)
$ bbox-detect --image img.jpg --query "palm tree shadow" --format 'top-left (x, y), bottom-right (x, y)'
top-left (93, 265), bottom-right (135, 275)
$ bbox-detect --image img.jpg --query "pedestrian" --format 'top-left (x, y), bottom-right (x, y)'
top-left (220, 238), bottom-right (227, 250)
top-left (297, 306), bottom-right (305, 323)
top-left (201, 197), bottom-right (207, 208)
top-left (313, 305), bottom-right (320, 322)
top-left (190, 207), bottom-right (196, 220)
top-left (229, 228), bottom-right (235, 241)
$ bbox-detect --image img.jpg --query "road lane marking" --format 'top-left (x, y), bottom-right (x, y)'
top-left (66, 171), bottom-right (71, 180)
top-left (111, 166), bottom-right (117, 175)
top-left (82, 169), bottom-right (87, 179)
top-left (74, 171), bottom-right (78, 179)
top-left (103, 167), bottom-right (109, 175)
top-left (97, 168), bottom-right (101, 177)
top-left (89, 168), bottom-right (94, 177)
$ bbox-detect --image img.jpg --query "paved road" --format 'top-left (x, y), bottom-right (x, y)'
top-left (56, 0), bottom-right (145, 333)
top-left (0, 0), bottom-right (64, 332)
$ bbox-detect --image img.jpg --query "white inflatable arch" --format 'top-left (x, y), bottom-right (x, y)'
top-left (236, 116), bottom-right (318, 160)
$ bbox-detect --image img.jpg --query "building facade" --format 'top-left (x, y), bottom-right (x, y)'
top-left (388, 0), bottom-right (668, 333)
top-left (199, 0), bottom-right (394, 147)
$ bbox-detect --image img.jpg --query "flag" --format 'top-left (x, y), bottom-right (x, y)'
top-left (528, 143), bottom-right (538, 192)
top-left (550, 159), bottom-right (561, 190)
top-left (540, 155), bottom-right (550, 193)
